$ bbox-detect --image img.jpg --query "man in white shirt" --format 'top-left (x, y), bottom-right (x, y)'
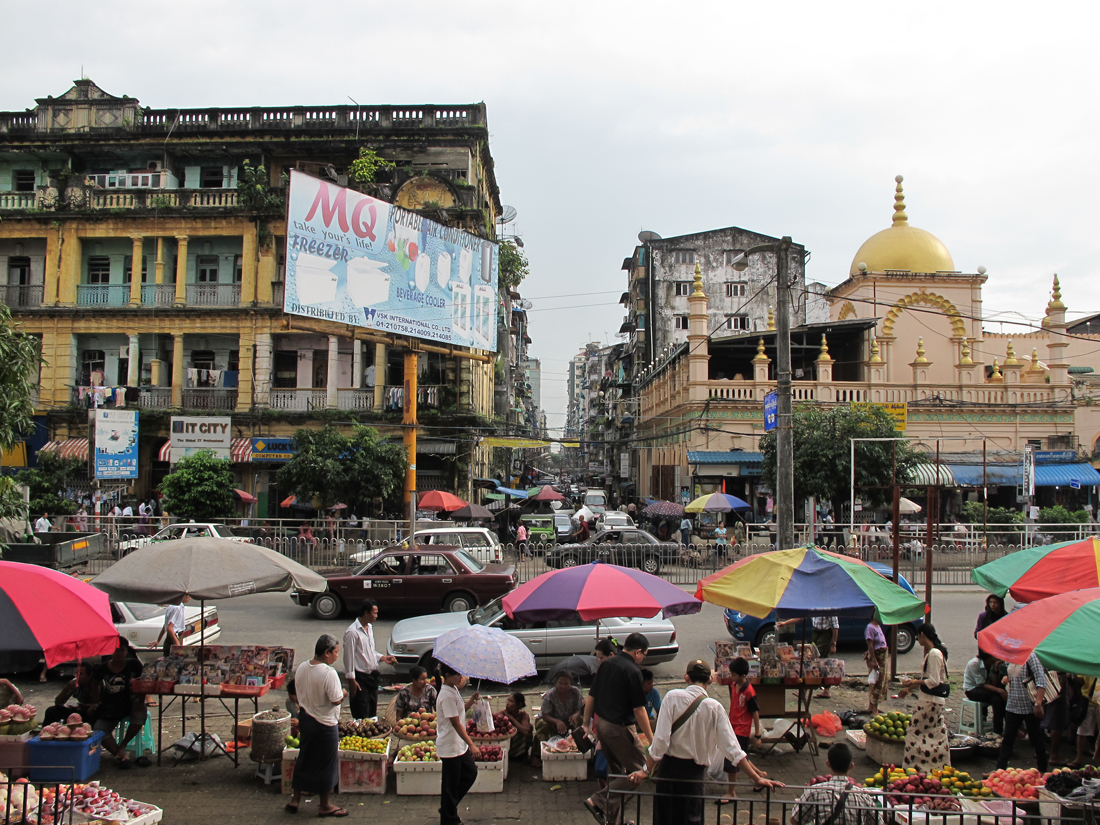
top-left (343, 600), bottom-right (396, 719)
top-left (632, 659), bottom-right (781, 825)
top-left (154, 594), bottom-right (192, 656)
top-left (34, 513), bottom-right (51, 533)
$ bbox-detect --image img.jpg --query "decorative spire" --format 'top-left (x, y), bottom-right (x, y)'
top-left (752, 337), bottom-right (769, 363)
top-left (1029, 348), bottom-right (1045, 372)
top-left (869, 337), bottom-right (882, 363)
top-left (817, 334), bottom-right (832, 362)
top-left (1049, 274), bottom-right (1065, 311)
top-left (767, 307), bottom-right (776, 331)
top-left (892, 174), bottom-right (909, 226)
top-left (1004, 340), bottom-right (1018, 366)
top-left (960, 340), bottom-right (973, 365)
top-left (691, 263), bottom-right (705, 297)
top-left (913, 337), bottom-right (928, 364)
top-left (989, 358), bottom-right (1003, 383)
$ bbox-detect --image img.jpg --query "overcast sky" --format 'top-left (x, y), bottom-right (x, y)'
top-left (4, 0), bottom-right (1097, 432)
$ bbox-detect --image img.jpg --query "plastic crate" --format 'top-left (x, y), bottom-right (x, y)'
top-left (338, 750), bottom-right (388, 794)
top-left (222, 682), bottom-right (271, 698)
top-left (470, 758), bottom-right (504, 793)
top-left (393, 759), bottom-right (442, 795)
top-left (540, 741), bottom-right (588, 781)
top-left (0, 738), bottom-right (29, 778)
top-left (27, 730), bottom-right (104, 782)
top-left (1038, 788), bottom-right (1092, 823)
top-left (272, 673), bottom-right (287, 689)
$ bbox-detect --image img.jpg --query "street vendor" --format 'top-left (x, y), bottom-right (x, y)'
top-left (93, 638), bottom-right (146, 769)
top-left (393, 665), bottom-right (437, 720)
top-left (531, 672), bottom-right (584, 768)
top-left (504, 692), bottom-right (532, 762)
top-left (43, 663), bottom-right (99, 725)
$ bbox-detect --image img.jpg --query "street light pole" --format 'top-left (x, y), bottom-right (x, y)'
top-left (775, 236), bottom-right (795, 551)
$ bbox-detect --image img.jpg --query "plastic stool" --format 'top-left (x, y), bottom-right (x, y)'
top-left (959, 698), bottom-right (985, 736)
top-left (255, 760), bottom-right (280, 785)
top-left (113, 714), bottom-right (155, 758)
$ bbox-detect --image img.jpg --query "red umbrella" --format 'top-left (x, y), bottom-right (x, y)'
top-left (529, 486), bottom-right (567, 503)
top-left (0, 561), bottom-right (120, 667)
top-left (418, 490), bottom-right (468, 512)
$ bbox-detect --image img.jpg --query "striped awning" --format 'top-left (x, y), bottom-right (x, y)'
top-left (158, 438), bottom-right (253, 463)
top-left (908, 463), bottom-right (956, 487)
top-left (39, 438), bottom-right (89, 461)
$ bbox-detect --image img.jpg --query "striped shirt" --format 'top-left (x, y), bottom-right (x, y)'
top-left (1006, 653), bottom-right (1045, 715)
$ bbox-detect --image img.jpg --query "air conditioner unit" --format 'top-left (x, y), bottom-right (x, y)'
top-left (147, 161), bottom-right (163, 171)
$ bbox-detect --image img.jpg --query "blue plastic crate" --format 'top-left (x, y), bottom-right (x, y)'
top-left (27, 731), bottom-right (104, 782)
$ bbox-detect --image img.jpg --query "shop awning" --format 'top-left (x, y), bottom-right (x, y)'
top-left (496, 486), bottom-right (529, 498)
top-left (946, 463), bottom-right (1021, 487)
top-left (688, 451), bottom-right (764, 465)
top-left (1034, 463), bottom-right (1100, 487)
top-left (907, 463), bottom-right (957, 487)
top-left (39, 438), bottom-right (89, 461)
top-left (233, 488), bottom-right (256, 503)
top-left (417, 441), bottom-right (456, 455)
top-left (158, 438), bottom-right (253, 463)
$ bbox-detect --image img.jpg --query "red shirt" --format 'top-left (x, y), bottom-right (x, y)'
top-left (728, 681), bottom-right (758, 737)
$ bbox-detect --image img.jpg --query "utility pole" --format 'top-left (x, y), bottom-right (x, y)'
top-left (776, 236), bottom-right (795, 552)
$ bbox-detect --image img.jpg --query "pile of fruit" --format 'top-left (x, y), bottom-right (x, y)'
top-left (465, 712), bottom-right (516, 739)
top-left (547, 736), bottom-right (578, 753)
top-left (862, 711), bottom-right (911, 741)
top-left (930, 766), bottom-right (985, 797)
top-left (863, 765), bottom-right (910, 788)
top-left (867, 765), bottom-right (963, 808)
top-left (809, 774), bottom-right (835, 786)
top-left (338, 718), bottom-right (390, 738)
top-left (395, 711), bottom-right (437, 740)
top-left (38, 713), bottom-right (93, 741)
top-left (978, 732), bottom-right (1004, 750)
top-left (396, 741), bottom-right (439, 762)
top-left (36, 781), bottom-right (159, 824)
top-left (0, 773), bottom-right (36, 820)
top-left (0, 704), bottom-right (37, 735)
top-left (982, 767), bottom-right (1044, 800)
top-left (338, 736), bottom-right (388, 754)
top-left (475, 744), bottom-right (504, 762)
top-left (1044, 765), bottom-right (1100, 797)
top-left (284, 733), bottom-right (301, 748)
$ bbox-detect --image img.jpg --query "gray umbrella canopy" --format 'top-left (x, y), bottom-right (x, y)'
top-left (92, 536), bottom-right (328, 603)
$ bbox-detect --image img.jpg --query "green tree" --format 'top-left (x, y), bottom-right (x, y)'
top-left (16, 453), bottom-right (85, 517)
top-left (0, 304), bottom-right (44, 521)
top-left (760, 403), bottom-right (921, 510)
top-left (498, 241), bottom-right (528, 291)
top-left (277, 425), bottom-right (408, 515)
top-left (159, 450), bottom-right (236, 522)
top-left (236, 160), bottom-right (287, 211)
top-left (348, 148), bottom-right (394, 188)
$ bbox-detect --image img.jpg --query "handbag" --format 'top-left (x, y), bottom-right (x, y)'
top-left (919, 652), bottom-right (950, 698)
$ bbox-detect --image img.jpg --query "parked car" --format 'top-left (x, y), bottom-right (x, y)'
top-left (722, 562), bottom-right (924, 653)
top-left (117, 523), bottom-right (251, 552)
top-left (292, 547), bottom-right (517, 619)
top-left (553, 513), bottom-right (574, 542)
top-left (348, 527), bottom-right (503, 565)
top-left (519, 514), bottom-right (556, 545)
top-left (386, 596), bottom-right (678, 672)
top-left (112, 601), bottom-right (221, 659)
top-left (599, 511), bottom-right (635, 528)
top-left (544, 527), bottom-right (681, 574)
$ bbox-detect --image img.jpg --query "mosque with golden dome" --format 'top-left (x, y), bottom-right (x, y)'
top-left (629, 175), bottom-right (1100, 518)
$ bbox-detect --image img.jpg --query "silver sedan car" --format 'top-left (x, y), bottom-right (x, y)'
top-left (386, 597), bottom-right (678, 673)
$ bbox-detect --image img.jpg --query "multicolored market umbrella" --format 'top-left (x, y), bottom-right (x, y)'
top-left (971, 537), bottom-right (1100, 603)
top-left (0, 561), bottom-right (120, 667)
top-left (694, 545), bottom-right (927, 624)
top-left (684, 492), bottom-right (751, 513)
top-left (503, 560), bottom-right (702, 621)
top-left (432, 624), bottom-right (536, 684)
top-left (977, 588), bottom-right (1100, 675)
top-left (418, 490), bottom-right (468, 512)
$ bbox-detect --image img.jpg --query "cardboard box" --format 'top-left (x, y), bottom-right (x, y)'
top-left (281, 748), bottom-right (298, 795)
top-left (235, 719), bottom-right (253, 744)
top-left (338, 751), bottom-right (388, 794)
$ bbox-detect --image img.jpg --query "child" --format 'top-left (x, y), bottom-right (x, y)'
top-left (641, 669), bottom-right (662, 723)
top-left (725, 657), bottom-right (764, 800)
top-left (285, 679), bottom-right (300, 720)
top-left (504, 692), bottom-right (532, 762)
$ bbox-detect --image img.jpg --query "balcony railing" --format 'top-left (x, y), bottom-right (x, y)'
top-left (186, 284), bottom-right (240, 307)
top-left (141, 284), bottom-right (175, 306)
top-left (0, 285), bottom-right (43, 308)
top-left (336, 389), bottom-right (374, 411)
top-left (137, 388), bottom-right (172, 409)
top-left (77, 285), bottom-right (131, 307)
top-left (269, 389), bottom-right (328, 412)
top-left (0, 192), bottom-right (36, 209)
top-left (182, 388), bottom-right (237, 410)
top-left (87, 189), bottom-right (240, 210)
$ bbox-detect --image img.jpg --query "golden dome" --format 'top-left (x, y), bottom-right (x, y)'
top-left (849, 176), bottom-right (955, 276)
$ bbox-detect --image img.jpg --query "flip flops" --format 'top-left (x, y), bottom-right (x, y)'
top-left (317, 808), bottom-right (349, 818)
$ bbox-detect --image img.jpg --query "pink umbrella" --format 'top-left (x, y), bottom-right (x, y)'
top-left (418, 490), bottom-right (468, 512)
top-left (529, 486), bottom-right (567, 503)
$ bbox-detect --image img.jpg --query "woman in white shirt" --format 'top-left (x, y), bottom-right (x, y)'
top-left (898, 623), bottom-right (951, 771)
top-left (437, 662), bottom-right (482, 825)
top-left (287, 635), bottom-right (348, 817)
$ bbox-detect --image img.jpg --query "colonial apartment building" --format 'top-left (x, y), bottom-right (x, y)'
top-left (0, 79), bottom-right (507, 513)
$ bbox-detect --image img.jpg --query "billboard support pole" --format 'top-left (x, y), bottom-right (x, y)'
top-left (403, 349), bottom-right (418, 542)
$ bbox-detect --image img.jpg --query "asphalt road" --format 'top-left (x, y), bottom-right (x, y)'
top-left (213, 584), bottom-right (990, 689)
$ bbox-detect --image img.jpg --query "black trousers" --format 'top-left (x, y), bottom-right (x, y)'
top-left (966, 686), bottom-right (1006, 734)
top-left (349, 670), bottom-right (380, 719)
top-left (997, 710), bottom-right (1048, 772)
top-left (654, 755), bottom-right (706, 825)
top-left (440, 750), bottom-right (477, 825)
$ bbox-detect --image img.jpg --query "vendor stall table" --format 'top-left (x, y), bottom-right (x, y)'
top-left (151, 687), bottom-right (265, 767)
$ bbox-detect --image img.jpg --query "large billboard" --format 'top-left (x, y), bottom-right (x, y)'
top-left (94, 410), bottom-right (138, 480)
top-left (284, 170), bottom-right (499, 351)
top-left (170, 416), bottom-right (231, 463)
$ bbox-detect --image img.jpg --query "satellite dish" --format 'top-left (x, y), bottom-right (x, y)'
top-left (638, 230), bottom-right (662, 242)
top-left (499, 205), bottom-right (518, 224)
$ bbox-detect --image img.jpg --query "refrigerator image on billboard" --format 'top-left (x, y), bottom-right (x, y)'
top-left (283, 171), bottom-right (499, 351)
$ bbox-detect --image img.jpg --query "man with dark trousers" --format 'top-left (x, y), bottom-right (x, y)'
top-left (342, 600), bottom-right (397, 719)
top-left (581, 632), bottom-right (654, 825)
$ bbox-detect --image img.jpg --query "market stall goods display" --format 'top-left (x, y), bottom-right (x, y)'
top-left (0, 706), bottom-right (37, 736)
top-left (37, 714), bottom-right (93, 742)
top-left (475, 745), bottom-right (504, 762)
top-left (465, 712), bottom-right (514, 740)
top-left (929, 766), bottom-right (983, 797)
top-left (1042, 765), bottom-right (1100, 798)
top-left (719, 641), bottom-right (846, 685)
top-left (134, 644), bottom-right (294, 695)
top-left (336, 719), bottom-right (390, 739)
top-left (863, 711), bottom-right (911, 741)
top-left (982, 767), bottom-right (1045, 800)
top-left (394, 711), bottom-right (436, 740)
top-left (0, 775), bottom-right (162, 825)
top-left (338, 737), bottom-right (387, 754)
top-left (396, 741), bottom-right (439, 762)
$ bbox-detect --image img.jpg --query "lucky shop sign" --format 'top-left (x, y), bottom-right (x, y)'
top-left (283, 170), bottom-right (499, 351)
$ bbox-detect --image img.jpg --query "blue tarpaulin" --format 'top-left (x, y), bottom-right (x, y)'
top-left (1034, 463), bottom-right (1100, 487)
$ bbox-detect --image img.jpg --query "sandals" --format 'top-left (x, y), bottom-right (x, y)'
top-left (317, 809), bottom-right (349, 818)
top-left (583, 797), bottom-right (605, 824)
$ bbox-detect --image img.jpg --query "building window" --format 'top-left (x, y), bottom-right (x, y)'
top-left (197, 255), bottom-right (220, 283)
top-left (7, 257), bottom-right (30, 286)
top-left (123, 255), bottom-right (149, 283)
top-left (674, 315), bottom-right (689, 330)
top-left (233, 255), bottom-right (243, 283)
top-left (228, 350), bottom-right (240, 372)
top-left (87, 256), bottom-right (111, 284)
top-left (726, 281), bottom-right (747, 298)
top-left (12, 170), bottom-right (35, 192)
top-left (724, 249), bottom-right (746, 265)
top-left (725, 315), bottom-right (750, 331)
top-left (200, 167), bottom-right (225, 188)
top-left (273, 351), bottom-right (298, 388)
top-left (81, 350), bottom-right (105, 385)
top-left (672, 251), bottom-right (694, 265)
top-left (674, 281), bottom-right (690, 296)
